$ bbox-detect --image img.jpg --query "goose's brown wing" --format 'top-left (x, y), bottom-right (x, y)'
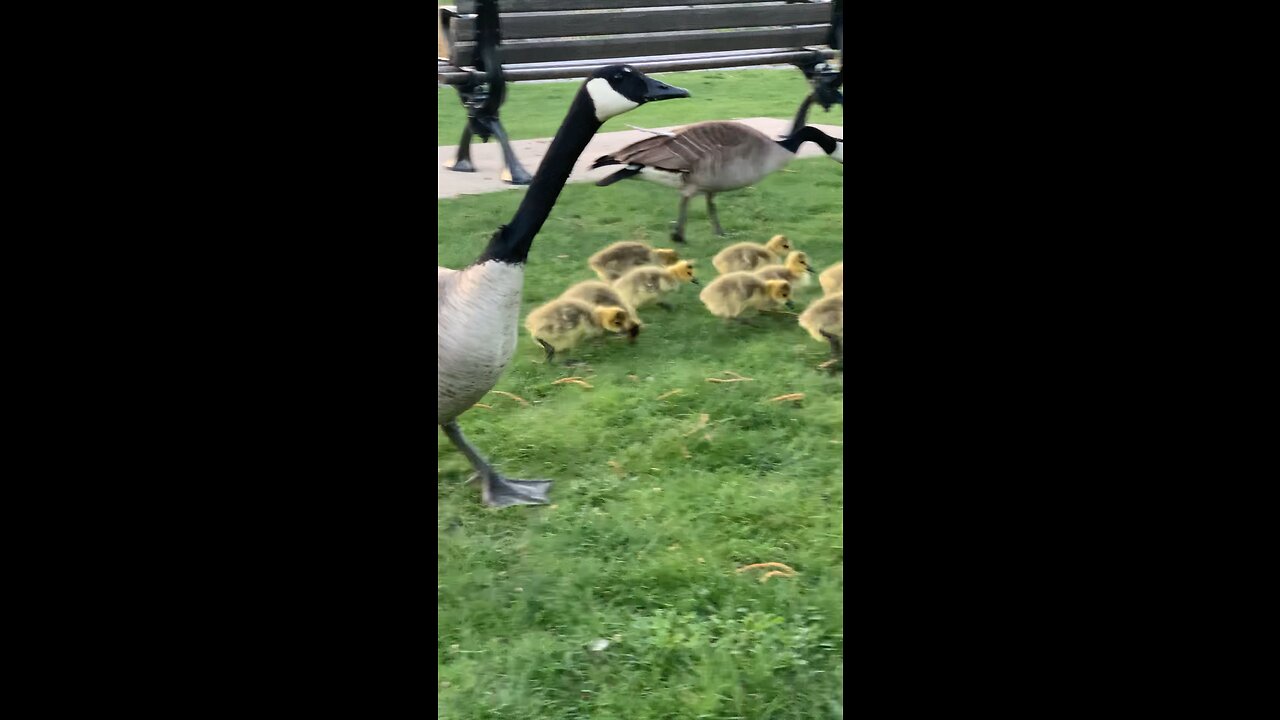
top-left (609, 122), bottom-right (767, 173)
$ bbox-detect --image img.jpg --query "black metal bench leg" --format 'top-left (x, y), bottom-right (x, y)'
top-left (477, 117), bottom-right (533, 186)
top-left (448, 125), bottom-right (476, 173)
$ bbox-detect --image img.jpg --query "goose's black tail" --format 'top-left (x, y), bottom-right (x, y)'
top-left (591, 155), bottom-right (621, 170)
top-left (595, 166), bottom-right (641, 187)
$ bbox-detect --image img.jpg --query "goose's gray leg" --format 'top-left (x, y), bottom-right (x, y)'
top-left (448, 126), bottom-right (475, 173)
top-left (442, 421), bottom-right (551, 508)
top-left (671, 194), bottom-right (692, 244)
top-left (705, 193), bottom-right (725, 236)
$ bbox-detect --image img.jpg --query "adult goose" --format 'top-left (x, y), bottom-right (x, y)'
top-left (592, 121), bottom-right (843, 243)
top-left (439, 66), bottom-right (689, 508)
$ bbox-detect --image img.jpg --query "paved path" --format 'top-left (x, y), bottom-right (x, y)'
top-left (437, 117), bottom-right (843, 199)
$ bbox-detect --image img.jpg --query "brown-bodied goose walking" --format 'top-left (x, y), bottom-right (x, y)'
top-left (592, 122), bottom-right (843, 243)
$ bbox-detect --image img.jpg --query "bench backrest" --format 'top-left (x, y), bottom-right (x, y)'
top-left (445, 0), bottom-right (836, 68)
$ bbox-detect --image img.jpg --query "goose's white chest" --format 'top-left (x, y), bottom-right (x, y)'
top-left (438, 261), bottom-right (525, 424)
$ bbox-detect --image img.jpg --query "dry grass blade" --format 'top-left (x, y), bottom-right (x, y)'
top-left (723, 371), bottom-right (753, 380)
top-left (553, 378), bottom-right (594, 388)
top-left (607, 460), bottom-right (625, 476)
top-left (683, 413), bottom-right (710, 437)
top-left (768, 393), bottom-right (806, 402)
top-left (736, 562), bottom-right (796, 574)
top-left (489, 391), bottom-right (529, 406)
top-left (473, 403), bottom-right (492, 410)
top-left (759, 569), bottom-right (797, 583)
top-left (656, 389), bottom-right (683, 400)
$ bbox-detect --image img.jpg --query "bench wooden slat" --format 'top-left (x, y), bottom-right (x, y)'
top-left (450, 25), bottom-right (829, 66)
top-left (438, 48), bottom-right (836, 83)
top-left (452, 3), bottom-right (830, 41)
top-left (453, 0), bottom-right (768, 13)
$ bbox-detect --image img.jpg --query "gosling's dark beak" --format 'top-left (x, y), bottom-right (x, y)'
top-left (785, 300), bottom-right (796, 310)
top-left (807, 267), bottom-right (817, 274)
top-left (628, 325), bottom-right (641, 342)
top-left (642, 76), bottom-right (690, 102)
top-left (690, 277), bottom-right (701, 285)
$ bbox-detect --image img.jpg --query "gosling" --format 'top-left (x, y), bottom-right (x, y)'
top-left (524, 299), bottom-right (633, 364)
top-left (612, 260), bottom-right (698, 310)
top-left (588, 241), bottom-right (681, 282)
top-left (559, 280), bottom-right (642, 341)
top-left (699, 272), bottom-right (794, 320)
top-left (754, 251), bottom-right (816, 288)
top-left (711, 234), bottom-right (793, 274)
top-left (798, 293), bottom-right (843, 369)
top-left (818, 261), bottom-right (843, 297)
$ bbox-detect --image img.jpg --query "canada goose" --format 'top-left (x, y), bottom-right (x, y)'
top-left (612, 260), bottom-right (698, 310)
top-left (712, 235), bottom-right (793, 274)
top-left (559, 279), bottom-right (643, 340)
top-left (587, 241), bottom-right (680, 282)
top-left (592, 122), bottom-right (843, 243)
top-left (819, 261), bottom-right (843, 297)
top-left (799, 293), bottom-right (843, 367)
top-left (525, 299), bottom-right (632, 363)
top-left (438, 66), bottom-right (688, 508)
top-left (754, 251), bottom-right (816, 287)
top-left (699, 272), bottom-right (794, 320)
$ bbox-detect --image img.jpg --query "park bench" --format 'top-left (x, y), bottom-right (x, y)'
top-left (437, 0), bottom-right (844, 184)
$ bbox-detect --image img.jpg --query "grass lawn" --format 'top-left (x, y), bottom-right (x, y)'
top-left (437, 68), bottom-right (845, 145)
top-left (438, 156), bottom-right (844, 718)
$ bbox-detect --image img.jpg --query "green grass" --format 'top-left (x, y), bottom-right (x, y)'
top-left (438, 158), bottom-right (844, 719)
top-left (438, 68), bottom-right (845, 144)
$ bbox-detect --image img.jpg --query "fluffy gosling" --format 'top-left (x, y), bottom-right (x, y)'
top-left (798, 293), bottom-right (843, 368)
top-left (711, 234), bottom-right (793, 274)
top-left (560, 279), bottom-right (643, 341)
top-left (612, 260), bottom-right (698, 310)
top-left (525, 298), bottom-right (633, 364)
top-left (818, 261), bottom-right (843, 297)
top-left (588, 241), bottom-right (681, 282)
top-left (754, 251), bottom-right (816, 287)
top-left (699, 272), bottom-right (794, 320)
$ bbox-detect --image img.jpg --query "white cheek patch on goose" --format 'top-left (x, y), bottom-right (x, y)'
top-left (586, 78), bottom-right (639, 122)
top-left (831, 141), bottom-right (844, 164)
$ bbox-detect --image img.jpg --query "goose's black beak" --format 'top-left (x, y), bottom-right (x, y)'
top-left (643, 77), bottom-right (690, 102)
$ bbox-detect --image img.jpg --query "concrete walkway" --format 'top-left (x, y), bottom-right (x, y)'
top-left (437, 117), bottom-right (843, 199)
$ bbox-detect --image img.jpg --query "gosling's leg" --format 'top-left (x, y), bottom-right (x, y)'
top-left (820, 330), bottom-right (844, 371)
top-left (820, 330), bottom-right (843, 359)
top-left (705, 193), bottom-right (725, 236)
top-left (536, 338), bottom-right (555, 364)
top-left (442, 421), bottom-right (551, 508)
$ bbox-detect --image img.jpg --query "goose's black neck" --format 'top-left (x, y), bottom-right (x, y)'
top-left (476, 91), bottom-right (603, 265)
top-left (777, 126), bottom-right (837, 155)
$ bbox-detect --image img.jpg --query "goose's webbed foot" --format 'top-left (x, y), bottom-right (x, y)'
top-left (471, 472), bottom-right (553, 508)
top-left (444, 420), bottom-right (552, 508)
